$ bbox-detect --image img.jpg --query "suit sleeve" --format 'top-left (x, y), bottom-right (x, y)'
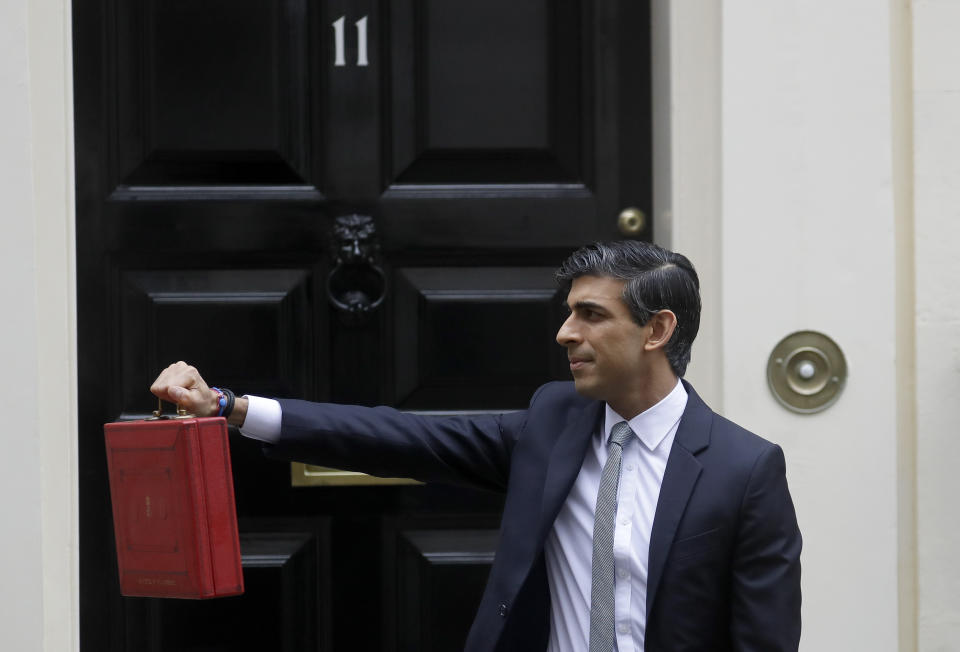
top-left (260, 396), bottom-right (536, 493)
top-left (729, 444), bottom-right (802, 651)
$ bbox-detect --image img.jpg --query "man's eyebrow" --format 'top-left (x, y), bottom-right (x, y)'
top-left (567, 300), bottom-right (609, 313)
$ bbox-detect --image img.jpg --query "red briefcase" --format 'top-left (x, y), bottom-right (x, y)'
top-left (104, 403), bottom-right (244, 598)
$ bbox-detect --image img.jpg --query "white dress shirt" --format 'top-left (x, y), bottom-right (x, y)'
top-left (237, 381), bottom-right (688, 652)
top-left (544, 380), bottom-right (687, 652)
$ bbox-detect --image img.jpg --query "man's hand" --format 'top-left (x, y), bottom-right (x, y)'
top-left (150, 361), bottom-right (220, 417)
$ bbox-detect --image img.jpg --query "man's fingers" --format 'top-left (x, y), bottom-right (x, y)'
top-left (149, 361), bottom-right (216, 416)
top-left (151, 362), bottom-right (204, 390)
top-left (149, 382), bottom-right (185, 404)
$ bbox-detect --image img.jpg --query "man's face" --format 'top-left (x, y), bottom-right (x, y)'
top-left (556, 275), bottom-right (649, 407)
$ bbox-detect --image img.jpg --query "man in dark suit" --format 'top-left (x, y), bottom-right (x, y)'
top-left (152, 240), bottom-right (801, 651)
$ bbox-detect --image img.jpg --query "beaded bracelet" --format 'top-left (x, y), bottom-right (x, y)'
top-left (211, 387), bottom-right (236, 418)
top-left (211, 387), bottom-right (227, 416)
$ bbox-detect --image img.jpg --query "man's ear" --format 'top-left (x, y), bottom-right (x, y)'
top-left (644, 310), bottom-right (678, 351)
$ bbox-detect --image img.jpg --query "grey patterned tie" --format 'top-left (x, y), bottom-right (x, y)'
top-left (588, 420), bottom-right (634, 652)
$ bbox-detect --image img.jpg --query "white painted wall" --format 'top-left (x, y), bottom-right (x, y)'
top-left (0, 0), bottom-right (45, 645)
top-left (651, 0), bottom-right (724, 410)
top-left (0, 0), bottom-right (78, 650)
top-left (913, 0), bottom-right (960, 648)
top-left (720, 2), bottom-right (901, 649)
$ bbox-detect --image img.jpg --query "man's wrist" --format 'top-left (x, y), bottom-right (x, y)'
top-left (227, 396), bottom-right (249, 427)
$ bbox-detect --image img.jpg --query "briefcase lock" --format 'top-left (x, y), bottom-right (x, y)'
top-left (147, 397), bottom-right (194, 420)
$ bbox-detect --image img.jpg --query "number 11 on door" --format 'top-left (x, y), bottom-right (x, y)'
top-left (333, 16), bottom-right (369, 67)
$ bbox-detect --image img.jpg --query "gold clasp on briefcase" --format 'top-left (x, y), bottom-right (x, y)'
top-left (146, 398), bottom-right (194, 420)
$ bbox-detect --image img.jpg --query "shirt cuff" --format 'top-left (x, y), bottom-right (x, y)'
top-left (238, 395), bottom-right (282, 444)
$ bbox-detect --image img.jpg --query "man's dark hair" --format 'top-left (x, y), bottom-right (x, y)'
top-left (555, 240), bottom-right (701, 377)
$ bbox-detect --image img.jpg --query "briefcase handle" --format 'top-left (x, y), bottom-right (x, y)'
top-left (147, 397), bottom-right (195, 421)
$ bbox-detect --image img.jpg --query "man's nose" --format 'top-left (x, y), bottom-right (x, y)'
top-left (556, 314), bottom-right (579, 346)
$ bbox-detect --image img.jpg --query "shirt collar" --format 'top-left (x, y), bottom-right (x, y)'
top-left (603, 379), bottom-right (688, 451)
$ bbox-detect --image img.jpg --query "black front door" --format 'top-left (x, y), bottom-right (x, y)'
top-left (74, 1), bottom-right (651, 649)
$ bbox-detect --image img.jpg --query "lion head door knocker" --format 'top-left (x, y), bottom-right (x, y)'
top-left (326, 215), bottom-right (387, 325)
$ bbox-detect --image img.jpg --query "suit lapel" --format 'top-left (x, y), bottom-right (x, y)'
top-left (537, 400), bottom-right (603, 538)
top-left (645, 381), bottom-right (713, 621)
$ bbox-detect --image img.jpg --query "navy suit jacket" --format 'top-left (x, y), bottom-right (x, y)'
top-left (264, 380), bottom-right (802, 651)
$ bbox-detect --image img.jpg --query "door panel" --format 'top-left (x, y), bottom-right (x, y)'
top-left (393, 267), bottom-right (565, 409)
top-left (387, 0), bottom-right (582, 183)
top-left (113, 0), bottom-right (319, 192)
top-left (397, 529), bottom-right (499, 651)
top-left (118, 267), bottom-right (323, 418)
top-left (74, 0), bottom-right (651, 649)
top-left (381, 0), bottom-right (603, 248)
top-left (123, 525), bottom-right (331, 652)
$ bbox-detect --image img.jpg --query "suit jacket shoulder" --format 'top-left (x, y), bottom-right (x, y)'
top-left (675, 381), bottom-right (786, 478)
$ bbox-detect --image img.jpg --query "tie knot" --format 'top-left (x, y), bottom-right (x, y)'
top-left (609, 421), bottom-right (633, 448)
